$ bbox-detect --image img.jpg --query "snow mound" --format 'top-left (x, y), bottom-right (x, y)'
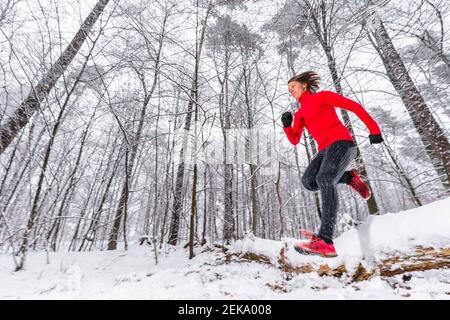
top-left (230, 197), bottom-right (450, 273)
top-left (0, 198), bottom-right (449, 299)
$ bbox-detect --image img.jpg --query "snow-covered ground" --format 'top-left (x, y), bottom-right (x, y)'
top-left (1, 198), bottom-right (450, 300)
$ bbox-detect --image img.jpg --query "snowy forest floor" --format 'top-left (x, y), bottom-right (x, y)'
top-left (1, 198), bottom-right (450, 299)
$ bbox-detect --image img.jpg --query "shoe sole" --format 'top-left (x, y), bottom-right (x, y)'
top-left (294, 245), bottom-right (338, 258)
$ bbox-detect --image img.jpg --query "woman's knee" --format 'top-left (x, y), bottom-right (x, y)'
top-left (315, 171), bottom-right (337, 188)
top-left (302, 174), bottom-right (318, 191)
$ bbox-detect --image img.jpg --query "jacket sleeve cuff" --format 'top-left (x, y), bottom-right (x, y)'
top-left (283, 126), bottom-right (293, 135)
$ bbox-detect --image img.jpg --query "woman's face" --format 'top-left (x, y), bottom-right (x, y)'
top-left (288, 81), bottom-right (307, 100)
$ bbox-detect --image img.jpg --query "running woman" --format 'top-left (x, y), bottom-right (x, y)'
top-left (282, 71), bottom-right (383, 257)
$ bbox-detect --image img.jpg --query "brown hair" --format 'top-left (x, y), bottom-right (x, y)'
top-left (288, 71), bottom-right (321, 93)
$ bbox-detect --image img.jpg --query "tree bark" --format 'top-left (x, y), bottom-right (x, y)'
top-left (369, 16), bottom-right (450, 190)
top-left (0, 0), bottom-right (111, 155)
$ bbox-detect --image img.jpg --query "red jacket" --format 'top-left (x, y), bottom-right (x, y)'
top-left (284, 90), bottom-right (381, 151)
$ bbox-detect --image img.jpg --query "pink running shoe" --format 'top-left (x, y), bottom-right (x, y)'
top-left (348, 169), bottom-right (371, 200)
top-left (294, 235), bottom-right (338, 257)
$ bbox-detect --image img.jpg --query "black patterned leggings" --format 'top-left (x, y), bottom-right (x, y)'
top-left (302, 140), bottom-right (357, 242)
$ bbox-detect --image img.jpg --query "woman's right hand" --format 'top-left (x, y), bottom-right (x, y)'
top-left (281, 112), bottom-right (293, 128)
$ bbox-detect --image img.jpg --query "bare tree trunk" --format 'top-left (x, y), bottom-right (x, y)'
top-left (223, 164), bottom-right (234, 242)
top-left (234, 166), bottom-right (240, 240)
top-left (159, 139), bottom-right (174, 247)
top-left (189, 163), bottom-right (198, 258)
top-left (368, 14), bottom-right (450, 190)
top-left (222, 58), bottom-right (234, 244)
top-left (189, 52), bottom-right (201, 257)
top-left (275, 161), bottom-right (284, 239)
top-left (201, 165), bottom-right (208, 245)
top-left (0, 0), bottom-right (111, 155)
top-left (107, 147), bottom-right (130, 250)
top-left (147, 95), bottom-right (163, 239)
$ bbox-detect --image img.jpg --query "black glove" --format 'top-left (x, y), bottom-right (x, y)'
top-left (369, 134), bottom-right (384, 144)
top-left (281, 112), bottom-right (293, 128)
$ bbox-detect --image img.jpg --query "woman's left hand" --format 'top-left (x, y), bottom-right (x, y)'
top-left (369, 134), bottom-right (384, 144)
